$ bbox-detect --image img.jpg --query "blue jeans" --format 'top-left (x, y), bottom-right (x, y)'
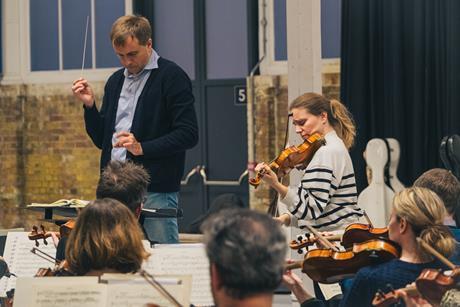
top-left (142, 192), bottom-right (179, 243)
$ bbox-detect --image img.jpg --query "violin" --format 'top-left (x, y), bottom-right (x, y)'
top-left (416, 267), bottom-right (460, 304)
top-left (286, 239), bottom-right (400, 284)
top-left (31, 248), bottom-right (75, 277)
top-left (28, 219), bottom-right (75, 247)
top-left (290, 223), bottom-right (389, 252)
top-left (34, 260), bottom-right (74, 277)
top-left (373, 237), bottom-right (460, 306)
top-left (59, 219), bottom-right (75, 238)
top-left (372, 268), bottom-right (460, 306)
top-left (341, 223), bottom-right (388, 248)
top-left (372, 284), bottom-right (419, 307)
top-left (249, 133), bottom-right (325, 188)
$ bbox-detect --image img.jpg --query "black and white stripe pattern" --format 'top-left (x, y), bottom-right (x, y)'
top-left (281, 131), bottom-right (362, 231)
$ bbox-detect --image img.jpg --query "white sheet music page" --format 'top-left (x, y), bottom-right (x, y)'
top-left (0, 231), bottom-right (57, 297)
top-left (13, 276), bottom-right (104, 307)
top-left (142, 243), bottom-right (214, 307)
top-left (101, 273), bottom-right (192, 306)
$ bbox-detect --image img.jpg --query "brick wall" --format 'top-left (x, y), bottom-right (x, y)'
top-left (0, 83), bottom-right (105, 229)
top-left (247, 71), bottom-right (340, 212)
top-left (0, 70), bottom-right (341, 228)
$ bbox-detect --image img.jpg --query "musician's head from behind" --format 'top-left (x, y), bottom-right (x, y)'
top-left (289, 92), bottom-right (356, 149)
top-left (66, 198), bottom-right (150, 276)
top-left (201, 208), bottom-right (287, 306)
top-left (110, 15), bottom-right (152, 75)
top-left (413, 168), bottom-right (460, 218)
top-left (388, 187), bottom-right (456, 262)
top-left (96, 160), bottom-right (150, 218)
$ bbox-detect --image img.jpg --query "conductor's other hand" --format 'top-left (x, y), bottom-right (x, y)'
top-left (113, 131), bottom-right (144, 156)
top-left (72, 78), bottom-right (95, 108)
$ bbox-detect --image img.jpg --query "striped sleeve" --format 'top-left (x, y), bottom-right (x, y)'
top-left (282, 166), bottom-right (335, 221)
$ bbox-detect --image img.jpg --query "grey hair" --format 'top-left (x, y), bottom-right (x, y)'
top-left (201, 208), bottom-right (287, 299)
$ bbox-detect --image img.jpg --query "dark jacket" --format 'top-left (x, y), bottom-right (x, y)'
top-left (84, 57), bottom-right (198, 192)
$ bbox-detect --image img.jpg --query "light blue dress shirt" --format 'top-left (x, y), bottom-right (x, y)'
top-left (111, 50), bottom-right (159, 161)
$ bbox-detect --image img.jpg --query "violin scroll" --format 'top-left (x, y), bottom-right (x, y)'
top-left (28, 225), bottom-right (56, 247)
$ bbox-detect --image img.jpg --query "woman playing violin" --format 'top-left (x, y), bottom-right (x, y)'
top-left (65, 198), bottom-right (150, 276)
top-left (255, 92), bottom-right (362, 231)
top-left (341, 187), bottom-right (456, 306)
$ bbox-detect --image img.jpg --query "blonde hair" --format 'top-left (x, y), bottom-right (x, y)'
top-left (393, 187), bottom-right (456, 262)
top-left (110, 15), bottom-right (151, 46)
top-left (66, 198), bottom-right (150, 275)
top-left (289, 93), bottom-right (356, 149)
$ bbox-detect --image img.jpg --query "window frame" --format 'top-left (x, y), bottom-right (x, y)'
top-left (1, 0), bottom-right (132, 85)
top-left (258, 0), bottom-right (340, 76)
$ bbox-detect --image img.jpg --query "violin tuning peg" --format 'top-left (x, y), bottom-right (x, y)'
top-left (35, 240), bottom-right (39, 247)
top-left (297, 249), bottom-right (303, 254)
top-left (297, 235), bottom-right (303, 242)
top-left (305, 233), bottom-right (311, 239)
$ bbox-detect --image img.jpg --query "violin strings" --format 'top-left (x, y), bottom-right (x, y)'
top-left (80, 15), bottom-right (90, 77)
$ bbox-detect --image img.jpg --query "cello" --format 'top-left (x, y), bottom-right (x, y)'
top-left (358, 139), bottom-right (395, 227)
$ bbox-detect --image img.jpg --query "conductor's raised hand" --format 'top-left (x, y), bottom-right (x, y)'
top-left (113, 131), bottom-right (143, 156)
top-left (72, 78), bottom-right (95, 108)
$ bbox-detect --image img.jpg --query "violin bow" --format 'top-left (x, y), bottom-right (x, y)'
top-left (363, 210), bottom-right (374, 228)
top-left (80, 15), bottom-right (90, 77)
top-left (303, 224), bottom-right (340, 252)
top-left (30, 247), bottom-right (58, 264)
top-left (416, 237), bottom-right (456, 270)
top-left (139, 269), bottom-right (182, 307)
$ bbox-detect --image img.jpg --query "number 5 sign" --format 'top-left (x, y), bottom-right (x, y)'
top-left (234, 86), bottom-right (247, 106)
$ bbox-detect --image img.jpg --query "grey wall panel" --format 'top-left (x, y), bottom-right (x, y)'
top-left (154, 0), bottom-right (195, 80)
top-left (205, 0), bottom-right (248, 79)
top-left (321, 0), bottom-right (341, 58)
top-left (274, 0), bottom-right (287, 61)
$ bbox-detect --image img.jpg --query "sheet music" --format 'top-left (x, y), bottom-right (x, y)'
top-left (14, 275), bottom-right (191, 307)
top-left (102, 274), bottom-right (192, 306)
top-left (13, 277), bottom-right (105, 307)
top-left (318, 282), bottom-right (342, 300)
top-left (143, 243), bottom-right (214, 307)
top-left (0, 232), bottom-right (57, 297)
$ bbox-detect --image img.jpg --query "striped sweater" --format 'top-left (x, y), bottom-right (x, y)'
top-left (281, 131), bottom-right (362, 231)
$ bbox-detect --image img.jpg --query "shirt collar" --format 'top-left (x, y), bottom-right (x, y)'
top-left (324, 130), bottom-right (337, 140)
top-left (124, 49), bottom-right (160, 79)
